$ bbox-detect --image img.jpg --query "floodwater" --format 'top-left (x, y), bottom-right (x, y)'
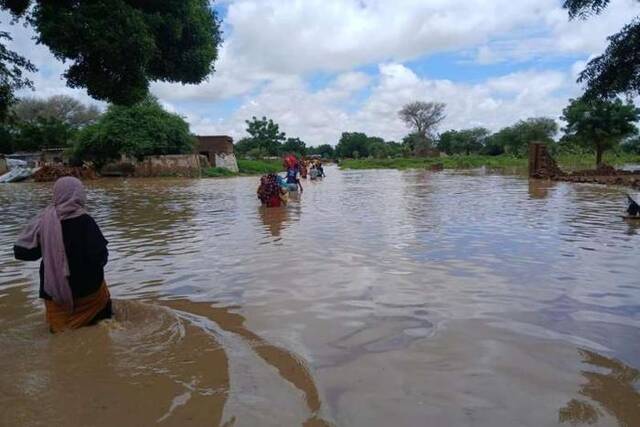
top-left (1, 166), bottom-right (640, 427)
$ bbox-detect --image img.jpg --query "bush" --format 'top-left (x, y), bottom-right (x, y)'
top-left (72, 97), bottom-right (194, 168)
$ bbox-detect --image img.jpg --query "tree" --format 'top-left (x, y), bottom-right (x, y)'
top-left (310, 144), bottom-right (335, 159)
top-left (563, 0), bottom-right (640, 98)
top-left (0, 30), bottom-right (36, 122)
top-left (14, 116), bottom-right (76, 152)
top-left (399, 101), bottom-right (446, 142)
top-left (621, 136), bottom-right (640, 155)
top-left (438, 127), bottom-right (490, 155)
top-left (489, 117), bottom-right (558, 156)
top-left (72, 96), bottom-right (195, 168)
top-left (561, 98), bottom-right (639, 166)
top-left (335, 132), bottom-right (370, 158)
top-left (245, 116), bottom-right (286, 156)
top-left (280, 137), bottom-right (307, 156)
top-left (1, 0), bottom-right (221, 110)
top-left (234, 137), bottom-right (258, 157)
top-left (13, 95), bottom-right (100, 127)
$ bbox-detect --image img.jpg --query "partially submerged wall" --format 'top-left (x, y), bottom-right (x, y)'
top-left (134, 154), bottom-right (207, 178)
top-left (214, 152), bottom-right (239, 173)
top-left (0, 157), bottom-right (7, 175)
top-left (529, 143), bottom-right (640, 190)
top-left (529, 143), bottom-right (564, 178)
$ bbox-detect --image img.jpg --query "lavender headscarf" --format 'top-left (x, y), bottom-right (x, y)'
top-left (16, 177), bottom-right (87, 312)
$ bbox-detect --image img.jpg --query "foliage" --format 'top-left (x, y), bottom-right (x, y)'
top-left (561, 98), bottom-right (639, 166)
top-left (0, 122), bottom-right (16, 153)
top-left (339, 153), bottom-right (640, 171)
top-left (237, 159), bottom-right (282, 174)
top-left (485, 117), bottom-right (558, 157)
top-left (398, 101), bottom-right (446, 139)
top-left (308, 144), bottom-right (335, 158)
top-left (234, 137), bottom-right (258, 157)
top-left (244, 116), bottom-right (286, 156)
top-left (14, 116), bottom-right (76, 152)
top-left (0, 0), bottom-right (221, 106)
top-left (0, 29), bottom-right (36, 122)
top-left (72, 97), bottom-right (194, 168)
top-left (335, 132), bottom-right (370, 158)
top-left (621, 136), bottom-right (640, 154)
top-left (563, 1), bottom-right (640, 98)
top-left (438, 127), bottom-right (491, 155)
top-left (340, 155), bottom-right (526, 171)
top-left (13, 95), bottom-right (100, 127)
top-left (280, 137), bottom-right (307, 156)
top-left (402, 132), bottom-right (432, 154)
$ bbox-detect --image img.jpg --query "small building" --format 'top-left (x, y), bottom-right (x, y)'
top-left (195, 135), bottom-right (239, 173)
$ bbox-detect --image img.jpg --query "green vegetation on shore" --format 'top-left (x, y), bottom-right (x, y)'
top-left (339, 153), bottom-right (640, 172)
top-left (202, 159), bottom-right (282, 178)
top-left (237, 159), bottom-right (282, 174)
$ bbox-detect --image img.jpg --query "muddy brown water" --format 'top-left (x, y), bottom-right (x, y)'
top-left (1, 166), bottom-right (640, 426)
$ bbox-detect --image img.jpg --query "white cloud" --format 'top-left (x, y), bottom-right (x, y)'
top-left (186, 64), bottom-right (580, 145)
top-left (2, 1), bottom-right (636, 146)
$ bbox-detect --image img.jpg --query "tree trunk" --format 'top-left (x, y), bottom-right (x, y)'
top-left (596, 145), bottom-right (604, 168)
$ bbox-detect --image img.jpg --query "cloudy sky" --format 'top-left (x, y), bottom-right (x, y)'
top-left (4, 0), bottom-right (639, 145)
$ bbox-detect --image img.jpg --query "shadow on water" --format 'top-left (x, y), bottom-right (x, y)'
top-left (0, 284), bottom-right (332, 426)
top-left (559, 349), bottom-right (640, 426)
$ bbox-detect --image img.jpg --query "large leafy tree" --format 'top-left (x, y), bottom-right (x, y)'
top-left (308, 144), bottom-right (335, 159)
top-left (561, 98), bottom-right (639, 166)
top-left (399, 101), bottom-right (446, 141)
top-left (13, 95), bottom-right (100, 127)
top-left (335, 132), bottom-right (370, 158)
top-left (487, 117), bottom-right (557, 157)
top-left (73, 96), bottom-right (195, 168)
top-left (438, 127), bottom-right (490, 155)
top-left (0, 29), bottom-right (36, 122)
top-left (563, 0), bottom-right (640, 98)
top-left (280, 137), bottom-right (307, 156)
top-left (14, 116), bottom-right (76, 152)
top-left (245, 116), bottom-right (286, 156)
top-left (0, 0), bottom-right (221, 115)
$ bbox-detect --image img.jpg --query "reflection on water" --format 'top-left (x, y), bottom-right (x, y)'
top-left (1, 168), bottom-right (640, 426)
top-left (560, 349), bottom-right (640, 426)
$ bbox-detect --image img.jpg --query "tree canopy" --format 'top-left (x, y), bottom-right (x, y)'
top-left (13, 95), bottom-right (100, 127)
top-left (0, 29), bottom-right (36, 122)
top-left (561, 98), bottom-right (639, 166)
top-left (72, 97), bottom-right (195, 168)
top-left (438, 127), bottom-right (490, 155)
top-left (486, 117), bottom-right (558, 156)
top-left (399, 101), bottom-right (446, 139)
top-left (0, 0), bottom-right (221, 116)
top-left (243, 116), bottom-right (287, 156)
top-left (563, 0), bottom-right (640, 98)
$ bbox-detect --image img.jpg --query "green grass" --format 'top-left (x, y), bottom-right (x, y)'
top-left (555, 153), bottom-right (640, 171)
top-left (237, 159), bottom-right (282, 174)
top-left (340, 153), bottom-right (640, 172)
top-left (201, 159), bottom-right (283, 178)
top-left (340, 155), bottom-right (525, 171)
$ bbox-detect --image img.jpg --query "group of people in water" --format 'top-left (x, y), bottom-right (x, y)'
top-left (257, 156), bottom-right (325, 208)
top-left (11, 161), bottom-right (636, 335)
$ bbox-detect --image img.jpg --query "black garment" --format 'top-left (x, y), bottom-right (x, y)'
top-left (14, 214), bottom-right (108, 300)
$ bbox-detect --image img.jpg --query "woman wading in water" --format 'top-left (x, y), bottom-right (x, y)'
top-left (14, 176), bottom-right (112, 333)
